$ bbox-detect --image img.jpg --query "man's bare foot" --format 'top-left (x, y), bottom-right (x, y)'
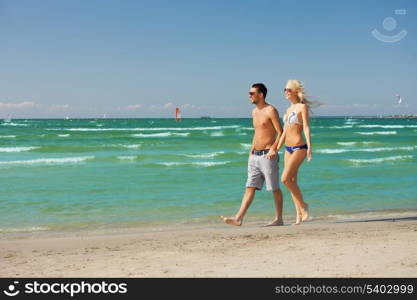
top-left (221, 216), bottom-right (242, 226)
top-left (301, 203), bottom-right (309, 222)
top-left (263, 219), bottom-right (284, 227)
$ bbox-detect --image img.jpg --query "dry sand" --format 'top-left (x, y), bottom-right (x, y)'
top-left (1, 218), bottom-right (416, 277)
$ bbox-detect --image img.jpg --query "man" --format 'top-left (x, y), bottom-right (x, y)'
top-left (221, 83), bottom-right (284, 226)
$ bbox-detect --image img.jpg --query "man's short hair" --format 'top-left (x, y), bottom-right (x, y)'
top-left (252, 83), bottom-right (267, 98)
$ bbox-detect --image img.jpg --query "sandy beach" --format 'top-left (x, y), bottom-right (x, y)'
top-left (1, 217), bottom-right (416, 278)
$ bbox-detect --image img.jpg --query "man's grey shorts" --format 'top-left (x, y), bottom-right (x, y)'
top-left (245, 153), bottom-right (280, 191)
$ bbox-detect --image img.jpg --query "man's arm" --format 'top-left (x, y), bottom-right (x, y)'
top-left (249, 135), bottom-right (255, 156)
top-left (269, 107), bottom-right (283, 150)
top-left (265, 106), bottom-right (283, 159)
top-left (249, 110), bottom-right (255, 156)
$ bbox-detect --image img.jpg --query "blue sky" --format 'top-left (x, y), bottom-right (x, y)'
top-left (0, 0), bottom-right (416, 118)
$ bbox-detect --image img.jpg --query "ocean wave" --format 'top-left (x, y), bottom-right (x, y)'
top-left (210, 131), bottom-right (224, 137)
top-left (117, 155), bottom-right (137, 161)
top-left (183, 151), bottom-right (224, 158)
top-left (46, 125), bottom-right (240, 132)
top-left (346, 155), bottom-right (413, 164)
top-left (132, 132), bottom-right (189, 137)
top-left (357, 124), bottom-right (417, 129)
top-left (317, 146), bottom-right (414, 154)
top-left (344, 121), bottom-right (358, 125)
top-left (0, 156), bottom-right (95, 166)
top-left (356, 131), bottom-right (397, 135)
top-left (159, 161), bottom-right (230, 167)
top-left (0, 146), bottom-right (40, 152)
top-left (120, 144), bottom-right (141, 149)
top-left (0, 122), bottom-right (28, 126)
top-left (0, 135), bottom-right (16, 138)
top-left (329, 125), bottom-right (353, 129)
top-left (316, 149), bottom-right (348, 154)
top-left (240, 143), bottom-right (252, 149)
top-left (337, 142), bottom-right (356, 146)
top-left (0, 226), bottom-right (50, 233)
top-left (57, 134), bottom-right (70, 137)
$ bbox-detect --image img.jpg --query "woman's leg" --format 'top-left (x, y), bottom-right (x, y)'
top-left (281, 149), bottom-right (308, 225)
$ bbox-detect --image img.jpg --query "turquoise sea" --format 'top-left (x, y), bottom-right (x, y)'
top-left (1, 117), bottom-right (416, 234)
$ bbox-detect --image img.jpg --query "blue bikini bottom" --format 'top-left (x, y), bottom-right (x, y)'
top-left (285, 144), bottom-right (308, 154)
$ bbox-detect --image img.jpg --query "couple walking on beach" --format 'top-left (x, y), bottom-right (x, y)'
top-left (222, 80), bottom-right (312, 226)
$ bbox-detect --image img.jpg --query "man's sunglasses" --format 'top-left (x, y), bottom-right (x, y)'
top-left (248, 91), bottom-right (256, 96)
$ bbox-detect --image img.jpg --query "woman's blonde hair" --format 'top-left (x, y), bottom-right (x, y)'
top-left (286, 79), bottom-right (320, 113)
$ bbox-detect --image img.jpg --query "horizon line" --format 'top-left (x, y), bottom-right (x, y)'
top-left (2, 114), bottom-right (417, 120)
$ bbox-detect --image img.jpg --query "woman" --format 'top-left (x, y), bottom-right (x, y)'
top-left (267, 79), bottom-right (312, 225)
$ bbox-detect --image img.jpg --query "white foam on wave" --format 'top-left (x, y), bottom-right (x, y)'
top-left (337, 142), bottom-right (357, 146)
top-left (356, 131), bottom-right (397, 135)
top-left (317, 146), bottom-right (415, 154)
top-left (0, 146), bottom-right (40, 152)
top-left (132, 132), bottom-right (189, 137)
top-left (357, 125), bottom-right (402, 129)
top-left (0, 156), bottom-right (95, 166)
top-left (57, 134), bottom-right (70, 137)
top-left (329, 125), bottom-right (353, 129)
top-left (1, 122), bottom-right (28, 126)
top-left (347, 155), bottom-right (413, 164)
top-left (358, 124), bottom-right (417, 129)
top-left (120, 144), bottom-right (141, 149)
top-left (316, 149), bottom-right (348, 154)
top-left (46, 125), bottom-right (240, 132)
top-left (240, 143), bottom-right (252, 149)
top-left (211, 131), bottom-right (224, 137)
top-left (159, 161), bottom-right (230, 167)
top-left (0, 226), bottom-right (50, 233)
top-left (0, 135), bottom-right (16, 138)
top-left (117, 155), bottom-right (137, 161)
top-left (184, 151), bottom-right (224, 158)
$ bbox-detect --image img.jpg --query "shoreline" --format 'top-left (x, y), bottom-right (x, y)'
top-left (1, 216), bottom-right (416, 277)
top-left (2, 209), bottom-right (417, 240)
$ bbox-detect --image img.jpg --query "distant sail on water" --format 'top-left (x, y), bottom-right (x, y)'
top-left (396, 94), bottom-right (402, 105)
top-left (175, 107), bottom-right (182, 121)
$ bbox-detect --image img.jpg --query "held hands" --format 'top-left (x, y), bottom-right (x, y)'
top-left (307, 148), bottom-right (312, 162)
top-left (266, 148), bottom-right (277, 160)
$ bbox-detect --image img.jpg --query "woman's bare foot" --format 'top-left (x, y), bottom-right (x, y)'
top-left (301, 203), bottom-right (309, 222)
top-left (221, 216), bottom-right (242, 226)
top-left (292, 214), bottom-right (302, 225)
top-left (263, 219), bottom-right (284, 227)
